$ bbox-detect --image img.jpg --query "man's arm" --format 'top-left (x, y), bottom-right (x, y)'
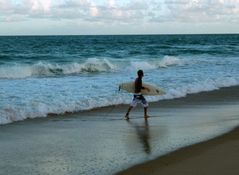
top-left (140, 80), bottom-right (150, 92)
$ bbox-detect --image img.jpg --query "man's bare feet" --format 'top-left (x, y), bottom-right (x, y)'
top-left (125, 113), bottom-right (129, 120)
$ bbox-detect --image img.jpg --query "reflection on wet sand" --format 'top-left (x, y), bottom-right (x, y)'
top-left (127, 119), bottom-right (151, 155)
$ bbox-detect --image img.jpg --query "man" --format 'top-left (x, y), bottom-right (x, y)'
top-left (125, 70), bottom-right (150, 120)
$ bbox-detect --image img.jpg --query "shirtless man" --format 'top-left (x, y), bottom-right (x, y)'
top-left (125, 70), bottom-right (149, 120)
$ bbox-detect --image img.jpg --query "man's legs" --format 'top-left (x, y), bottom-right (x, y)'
top-left (125, 106), bottom-right (133, 120)
top-left (125, 95), bottom-right (137, 120)
top-left (144, 107), bottom-right (149, 119)
top-left (125, 95), bottom-right (149, 120)
top-left (141, 95), bottom-right (149, 119)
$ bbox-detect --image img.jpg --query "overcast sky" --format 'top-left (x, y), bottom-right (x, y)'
top-left (0, 0), bottom-right (238, 35)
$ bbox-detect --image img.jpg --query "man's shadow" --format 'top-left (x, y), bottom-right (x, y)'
top-left (127, 119), bottom-right (151, 155)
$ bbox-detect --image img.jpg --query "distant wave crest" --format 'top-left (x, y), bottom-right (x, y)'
top-left (130, 56), bottom-right (183, 70)
top-left (158, 56), bottom-right (183, 68)
top-left (0, 58), bottom-right (116, 79)
top-left (0, 56), bottom-right (184, 79)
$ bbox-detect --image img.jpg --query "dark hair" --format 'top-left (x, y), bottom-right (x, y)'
top-left (137, 70), bottom-right (144, 76)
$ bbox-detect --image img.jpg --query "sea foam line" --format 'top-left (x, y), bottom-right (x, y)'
top-left (0, 76), bottom-right (239, 125)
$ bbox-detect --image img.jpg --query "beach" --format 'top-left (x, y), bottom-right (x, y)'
top-left (116, 126), bottom-right (239, 175)
top-left (116, 86), bottom-right (239, 175)
top-left (0, 0), bottom-right (238, 172)
top-left (1, 86), bottom-right (239, 175)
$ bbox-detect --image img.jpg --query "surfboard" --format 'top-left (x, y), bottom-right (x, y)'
top-left (119, 82), bottom-right (165, 96)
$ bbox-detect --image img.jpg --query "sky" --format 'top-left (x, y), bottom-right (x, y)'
top-left (0, 0), bottom-right (238, 35)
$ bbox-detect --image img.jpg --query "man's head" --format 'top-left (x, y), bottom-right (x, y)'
top-left (137, 69), bottom-right (144, 77)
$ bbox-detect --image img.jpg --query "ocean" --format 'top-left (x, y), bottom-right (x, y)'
top-left (0, 34), bottom-right (239, 124)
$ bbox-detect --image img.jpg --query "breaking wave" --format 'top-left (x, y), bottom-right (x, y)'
top-left (0, 56), bottom-right (185, 79)
top-left (129, 56), bottom-right (183, 70)
top-left (158, 56), bottom-right (183, 68)
top-left (0, 58), bottom-right (116, 79)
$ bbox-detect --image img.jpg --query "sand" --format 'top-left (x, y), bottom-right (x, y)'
top-left (116, 127), bottom-right (239, 175)
top-left (116, 86), bottom-right (239, 175)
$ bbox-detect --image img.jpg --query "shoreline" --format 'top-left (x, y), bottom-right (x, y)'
top-left (1, 85), bottom-right (239, 175)
top-left (1, 85), bottom-right (239, 126)
top-left (116, 126), bottom-right (239, 175)
top-left (49, 85), bottom-right (239, 119)
top-left (113, 85), bottom-right (239, 175)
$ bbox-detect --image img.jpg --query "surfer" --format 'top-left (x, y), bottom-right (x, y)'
top-left (125, 70), bottom-right (150, 120)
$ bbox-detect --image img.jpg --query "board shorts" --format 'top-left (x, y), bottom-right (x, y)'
top-left (130, 94), bottom-right (148, 108)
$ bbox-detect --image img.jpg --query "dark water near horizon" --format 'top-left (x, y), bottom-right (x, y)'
top-left (0, 34), bottom-right (239, 124)
top-left (1, 34), bottom-right (238, 66)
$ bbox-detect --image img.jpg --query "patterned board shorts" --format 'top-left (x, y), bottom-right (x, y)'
top-left (130, 94), bottom-right (148, 108)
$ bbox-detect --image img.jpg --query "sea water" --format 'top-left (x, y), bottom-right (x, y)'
top-left (0, 34), bottom-right (239, 124)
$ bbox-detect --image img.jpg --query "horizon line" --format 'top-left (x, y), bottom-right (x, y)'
top-left (0, 33), bottom-right (239, 37)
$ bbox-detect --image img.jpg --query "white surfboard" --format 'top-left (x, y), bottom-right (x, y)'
top-left (119, 82), bottom-right (165, 96)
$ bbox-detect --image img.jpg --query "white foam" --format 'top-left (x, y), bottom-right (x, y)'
top-left (0, 65), bottom-right (32, 79)
top-left (159, 77), bottom-right (239, 101)
top-left (158, 56), bottom-right (183, 68)
top-left (1, 76), bottom-right (239, 125)
top-left (0, 95), bottom-right (128, 125)
top-left (64, 58), bottom-right (116, 74)
top-left (129, 56), bottom-right (183, 70)
top-left (130, 61), bottom-right (157, 70)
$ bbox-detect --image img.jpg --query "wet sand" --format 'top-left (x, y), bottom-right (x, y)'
top-left (116, 127), bottom-right (239, 175)
top-left (116, 86), bottom-right (239, 175)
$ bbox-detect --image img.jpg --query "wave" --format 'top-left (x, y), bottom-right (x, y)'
top-left (158, 56), bottom-right (183, 68)
top-left (0, 58), bottom-right (116, 79)
top-left (0, 56), bottom-right (184, 79)
top-left (130, 56), bottom-right (183, 70)
top-left (161, 77), bottom-right (238, 100)
top-left (130, 61), bottom-right (157, 70)
top-left (1, 76), bottom-right (239, 125)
